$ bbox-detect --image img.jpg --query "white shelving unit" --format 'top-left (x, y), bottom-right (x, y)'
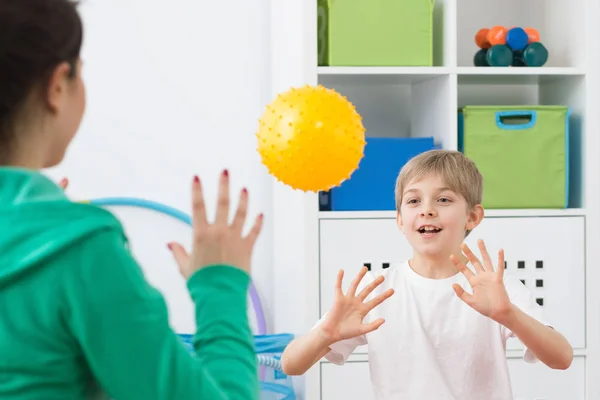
top-left (269, 0), bottom-right (600, 399)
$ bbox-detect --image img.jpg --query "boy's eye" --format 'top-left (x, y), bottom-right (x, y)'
top-left (438, 197), bottom-right (451, 203)
top-left (406, 199), bottom-right (418, 204)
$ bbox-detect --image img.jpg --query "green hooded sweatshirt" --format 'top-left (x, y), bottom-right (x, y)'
top-left (0, 167), bottom-right (259, 399)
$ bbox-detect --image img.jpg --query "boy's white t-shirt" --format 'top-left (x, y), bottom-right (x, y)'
top-left (315, 261), bottom-right (550, 400)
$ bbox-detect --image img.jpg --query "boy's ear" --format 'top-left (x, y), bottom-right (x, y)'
top-left (466, 204), bottom-right (484, 231)
top-left (396, 211), bottom-right (403, 230)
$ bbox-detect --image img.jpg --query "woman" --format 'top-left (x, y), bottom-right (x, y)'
top-left (0, 0), bottom-right (264, 399)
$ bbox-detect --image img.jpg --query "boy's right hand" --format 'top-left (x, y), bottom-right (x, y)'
top-left (319, 266), bottom-right (394, 344)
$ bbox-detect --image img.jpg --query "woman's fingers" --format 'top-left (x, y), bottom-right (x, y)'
top-left (231, 187), bottom-right (249, 234)
top-left (191, 175), bottom-right (208, 241)
top-left (214, 170), bottom-right (230, 227)
top-left (244, 212), bottom-right (264, 247)
top-left (58, 178), bottom-right (69, 190)
top-left (168, 242), bottom-right (189, 277)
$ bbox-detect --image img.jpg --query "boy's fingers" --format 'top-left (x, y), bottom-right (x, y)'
top-left (357, 275), bottom-right (384, 301)
top-left (334, 269), bottom-right (344, 295)
top-left (360, 318), bottom-right (385, 335)
top-left (452, 283), bottom-right (474, 306)
top-left (347, 266), bottom-right (368, 297)
top-left (365, 288), bottom-right (395, 311)
top-left (450, 254), bottom-right (475, 281)
top-left (461, 243), bottom-right (485, 273)
top-left (477, 239), bottom-right (493, 270)
top-left (497, 249), bottom-right (505, 278)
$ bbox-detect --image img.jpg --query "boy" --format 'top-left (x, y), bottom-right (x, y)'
top-left (281, 150), bottom-right (573, 400)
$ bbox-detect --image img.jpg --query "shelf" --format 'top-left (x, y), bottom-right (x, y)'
top-left (457, 0), bottom-right (586, 68)
top-left (319, 208), bottom-right (586, 220)
top-left (318, 73), bottom-right (454, 149)
top-left (317, 67), bottom-right (451, 85)
top-left (317, 67), bottom-right (585, 86)
top-left (457, 73), bottom-right (585, 108)
top-left (457, 67), bottom-right (586, 84)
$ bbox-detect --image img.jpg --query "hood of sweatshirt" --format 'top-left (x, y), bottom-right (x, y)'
top-left (0, 167), bottom-right (123, 288)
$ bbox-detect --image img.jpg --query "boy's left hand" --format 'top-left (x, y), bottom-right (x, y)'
top-left (450, 239), bottom-right (513, 325)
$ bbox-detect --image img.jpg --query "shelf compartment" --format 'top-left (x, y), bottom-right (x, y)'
top-left (457, 0), bottom-right (586, 68)
top-left (318, 74), bottom-right (454, 148)
top-left (457, 74), bottom-right (584, 209)
top-left (317, 0), bottom-right (453, 67)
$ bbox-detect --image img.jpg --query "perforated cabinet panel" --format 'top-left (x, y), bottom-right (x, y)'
top-left (319, 216), bottom-right (585, 353)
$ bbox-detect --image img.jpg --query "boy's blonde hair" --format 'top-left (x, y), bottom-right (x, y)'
top-left (395, 149), bottom-right (483, 211)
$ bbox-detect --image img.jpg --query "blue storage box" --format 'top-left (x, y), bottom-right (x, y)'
top-left (326, 137), bottom-right (437, 211)
top-left (178, 334), bottom-right (296, 400)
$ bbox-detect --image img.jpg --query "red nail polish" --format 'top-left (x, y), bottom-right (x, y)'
top-left (242, 188), bottom-right (248, 194)
top-left (167, 243), bottom-right (173, 250)
top-left (193, 175), bottom-right (199, 183)
top-left (223, 169), bottom-right (229, 177)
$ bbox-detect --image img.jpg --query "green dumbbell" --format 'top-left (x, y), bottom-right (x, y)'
top-left (486, 44), bottom-right (513, 67)
top-left (512, 50), bottom-right (526, 67)
top-left (523, 42), bottom-right (548, 67)
top-left (474, 48), bottom-right (490, 66)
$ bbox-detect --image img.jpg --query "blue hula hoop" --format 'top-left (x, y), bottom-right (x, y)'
top-left (85, 197), bottom-right (267, 336)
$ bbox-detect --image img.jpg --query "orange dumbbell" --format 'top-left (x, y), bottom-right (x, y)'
top-left (524, 27), bottom-right (540, 43)
top-left (475, 28), bottom-right (491, 49)
top-left (487, 26), bottom-right (507, 46)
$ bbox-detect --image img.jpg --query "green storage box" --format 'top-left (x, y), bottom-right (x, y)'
top-left (458, 106), bottom-right (571, 209)
top-left (317, 0), bottom-right (435, 66)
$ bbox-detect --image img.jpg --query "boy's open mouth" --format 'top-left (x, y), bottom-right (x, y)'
top-left (417, 225), bottom-right (442, 235)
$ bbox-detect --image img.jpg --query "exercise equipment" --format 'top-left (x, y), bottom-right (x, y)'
top-left (256, 84), bottom-right (366, 192)
top-left (523, 42), bottom-right (549, 67)
top-left (473, 26), bottom-right (548, 67)
top-left (180, 333), bottom-right (297, 399)
top-left (505, 27), bottom-right (529, 52)
top-left (486, 44), bottom-right (513, 67)
top-left (474, 48), bottom-right (489, 66)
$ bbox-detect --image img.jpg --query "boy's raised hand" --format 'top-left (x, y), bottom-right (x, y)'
top-left (319, 266), bottom-right (395, 344)
top-left (450, 239), bottom-right (513, 324)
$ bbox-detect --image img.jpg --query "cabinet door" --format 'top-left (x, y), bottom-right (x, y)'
top-left (508, 356), bottom-right (585, 400)
top-left (318, 358), bottom-right (585, 400)
top-left (320, 361), bottom-right (374, 400)
top-left (463, 216), bottom-right (585, 350)
top-left (318, 218), bottom-right (412, 354)
top-left (319, 216), bottom-right (585, 353)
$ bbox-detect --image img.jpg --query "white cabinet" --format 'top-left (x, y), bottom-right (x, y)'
top-left (319, 215), bottom-right (586, 355)
top-left (320, 361), bottom-right (374, 400)
top-left (320, 356), bottom-right (585, 400)
top-left (507, 356), bottom-right (586, 400)
top-left (463, 216), bottom-right (586, 350)
top-left (270, 0), bottom-right (600, 398)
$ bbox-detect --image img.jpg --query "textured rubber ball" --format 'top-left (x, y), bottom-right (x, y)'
top-left (256, 85), bottom-right (366, 192)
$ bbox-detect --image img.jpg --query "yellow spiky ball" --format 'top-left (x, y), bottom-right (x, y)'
top-left (256, 85), bottom-right (366, 192)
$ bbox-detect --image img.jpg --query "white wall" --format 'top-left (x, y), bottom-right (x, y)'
top-left (45, 0), bottom-right (274, 335)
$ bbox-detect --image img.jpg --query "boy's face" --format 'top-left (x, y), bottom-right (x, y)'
top-left (396, 174), bottom-right (484, 259)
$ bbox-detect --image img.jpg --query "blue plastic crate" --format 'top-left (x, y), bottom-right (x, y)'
top-left (326, 137), bottom-right (437, 211)
top-left (178, 333), bottom-right (296, 400)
